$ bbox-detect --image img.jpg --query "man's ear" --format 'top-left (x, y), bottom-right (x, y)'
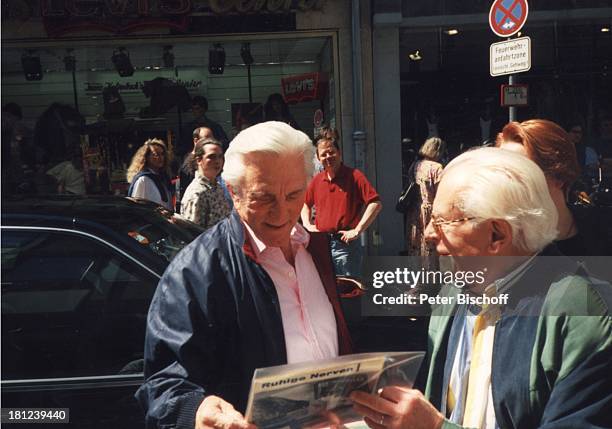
top-left (489, 219), bottom-right (513, 254)
top-left (226, 183), bottom-right (237, 198)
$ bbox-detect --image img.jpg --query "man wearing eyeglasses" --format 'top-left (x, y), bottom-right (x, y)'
top-left (351, 147), bottom-right (611, 429)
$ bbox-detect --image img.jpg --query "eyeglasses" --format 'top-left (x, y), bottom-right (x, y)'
top-left (430, 216), bottom-right (476, 232)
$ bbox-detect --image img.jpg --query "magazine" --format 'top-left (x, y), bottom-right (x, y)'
top-left (245, 352), bottom-right (424, 429)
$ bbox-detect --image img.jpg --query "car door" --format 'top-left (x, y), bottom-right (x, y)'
top-left (1, 227), bottom-right (161, 428)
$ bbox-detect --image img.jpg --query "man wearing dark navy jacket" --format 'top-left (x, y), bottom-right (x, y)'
top-left (136, 121), bottom-right (352, 429)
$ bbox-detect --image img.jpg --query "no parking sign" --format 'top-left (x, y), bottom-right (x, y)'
top-left (489, 0), bottom-right (529, 38)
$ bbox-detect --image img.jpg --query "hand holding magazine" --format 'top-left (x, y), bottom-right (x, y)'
top-left (245, 352), bottom-right (424, 429)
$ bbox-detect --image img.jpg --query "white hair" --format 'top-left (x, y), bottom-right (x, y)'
top-left (221, 121), bottom-right (315, 189)
top-left (443, 147), bottom-right (558, 253)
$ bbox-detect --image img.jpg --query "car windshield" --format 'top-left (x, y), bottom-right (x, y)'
top-left (117, 206), bottom-right (206, 263)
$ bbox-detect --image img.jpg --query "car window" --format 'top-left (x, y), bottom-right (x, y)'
top-left (1, 229), bottom-right (158, 380)
top-left (95, 205), bottom-right (205, 263)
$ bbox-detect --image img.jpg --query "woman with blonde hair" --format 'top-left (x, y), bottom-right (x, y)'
top-left (127, 138), bottom-right (174, 210)
top-left (406, 137), bottom-right (446, 259)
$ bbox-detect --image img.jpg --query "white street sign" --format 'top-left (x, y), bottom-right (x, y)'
top-left (490, 36), bottom-right (531, 77)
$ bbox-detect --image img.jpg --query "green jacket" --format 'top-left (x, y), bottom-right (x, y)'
top-left (421, 247), bottom-right (612, 428)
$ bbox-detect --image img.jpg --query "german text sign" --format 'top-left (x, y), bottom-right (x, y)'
top-left (490, 37), bottom-right (531, 77)
top-left (501, 84), bottom-right (528, 106)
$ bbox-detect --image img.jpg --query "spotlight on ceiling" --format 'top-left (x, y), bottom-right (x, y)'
top-left (240, 42), bottom-right (254, 66)
top-left (163, 45), bottom-right (174, 68)
top-left (445, 29), bottom-right (459, 35)
top-left (409, 50), bottom-right (422, 61)
top-left (22, 52), bottom-right (43, 81)
top-left (64, 49), bottom-right (76, 72)
top-left (602, 27), bottom-right (611, 33)
top-left (209, 44), bottom-right (226, 75)
top-left (112, 47), bottom-right (134, 77)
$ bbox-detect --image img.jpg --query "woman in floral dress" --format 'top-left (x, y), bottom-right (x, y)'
top-left (406, 137), bottom-right (446, 262)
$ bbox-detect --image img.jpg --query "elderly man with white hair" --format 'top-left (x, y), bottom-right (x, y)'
top-left (136, 122), bottom-right (352, 429)
top-left (352, 147), bottom-right (611, 429)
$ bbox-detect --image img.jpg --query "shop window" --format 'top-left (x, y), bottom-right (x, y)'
top-left (2, 34), bottom-right (337, 194)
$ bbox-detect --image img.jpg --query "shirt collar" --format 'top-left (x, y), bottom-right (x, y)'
top-left (324, 163), bottom-right (347, 182)
top-left (195, 170), bottom-right (217, 186)
top-left (242, 221), bottom-right (310, 258)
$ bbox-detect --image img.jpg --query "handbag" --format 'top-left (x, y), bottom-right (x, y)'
top-left (395, 162), bottom-right (419, 214)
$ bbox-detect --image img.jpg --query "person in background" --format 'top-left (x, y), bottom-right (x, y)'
top-left (594, 110), bottom-right (612, 181)
top-left (184, 96), bottom-right (229, 152)
top-left (2, 102), bottom-right (37, 194)
top-left (179, 127), bottom-right (232, 211)
top-left (178, 127), bottom-right (214, 202)
top-left (136, 121), bottom-right (351, 429)
top-left (264, 93), bottom-right (300, 130)
top-left (495, 118), bottom-right (609, 256)
top-left (312, 127), bottom-right (339, 174)
top-left (46, 148), bottom-right (86, 195)
top-left (351, 147), bottom-right (611, 429)
top-left (566, 117), bottom-right (598, 181)
top-left (180, 138), bottom-right (231, 230)
top-left (301, 127), bottom-right (382, 278)
top-left (595, 110), bottom-right (612, 160)
top-left (405, 137), bottom-right (446, 262)
top-left (127, 138), bottom-right (174, 211)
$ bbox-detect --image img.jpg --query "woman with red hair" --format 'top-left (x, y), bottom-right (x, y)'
top-left (495, 118), bottom-right (606, 255)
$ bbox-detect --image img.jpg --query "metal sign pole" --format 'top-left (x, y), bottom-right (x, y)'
top-left (508, 74), bottom-right (516, 122)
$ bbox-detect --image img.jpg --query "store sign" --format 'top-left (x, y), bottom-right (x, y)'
top-left (41, 1), bottom-right (191, 17)
top-left (489, 36), bottom-right (531, 76)
top-left (282, 72), bottom-right (325, 103)
top-left (41, 0), bottom-right (191, 36)
top-left (500, 84), bottom-right (528, 107)
top-left (84, 79), bottom-right (202, 95)
top-left (208, 0), bottom-right (325, 14)
top-left (6, 0), bottom-right (325, 36)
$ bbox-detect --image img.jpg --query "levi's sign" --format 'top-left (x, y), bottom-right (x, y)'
top-left (490, 36), bottom-right (531, 77)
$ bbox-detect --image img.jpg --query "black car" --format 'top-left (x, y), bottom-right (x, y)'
top-left (1, 195), bottom-right (204, 428)
top-left (1, 195), bottom-right (425, 428)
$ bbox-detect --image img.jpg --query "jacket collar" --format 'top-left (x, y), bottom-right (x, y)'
top-left (226, 211), bottom-right (256, 261)
top-left (227, 211), bottom-right (317, 263)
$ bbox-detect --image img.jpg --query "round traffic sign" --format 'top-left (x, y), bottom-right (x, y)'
top-left (489, 0), bottom-right (529, 38)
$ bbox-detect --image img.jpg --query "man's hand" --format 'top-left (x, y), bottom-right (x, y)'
top-left (300, 204), bottom-right (319, 232)
top-left (338, 229), bottom-right (360, 243)
top-left (195, 396), bottom-right (257, 429)
top-left (350, 387), bottom-right (444, 429)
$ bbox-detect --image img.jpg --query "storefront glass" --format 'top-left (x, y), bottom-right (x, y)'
top-left (2, 33), bottom-right (338, 193)
top-left (399, 18), bottom-right (611, 166)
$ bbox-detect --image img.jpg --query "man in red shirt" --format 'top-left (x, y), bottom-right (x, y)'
top-left (301, 128), bottom-right (382, 277)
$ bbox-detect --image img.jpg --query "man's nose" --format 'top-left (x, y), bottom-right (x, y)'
top-left (424, 219), bottom-right (438, 244)
top-left (269, 198), bottom-right (290, 221)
